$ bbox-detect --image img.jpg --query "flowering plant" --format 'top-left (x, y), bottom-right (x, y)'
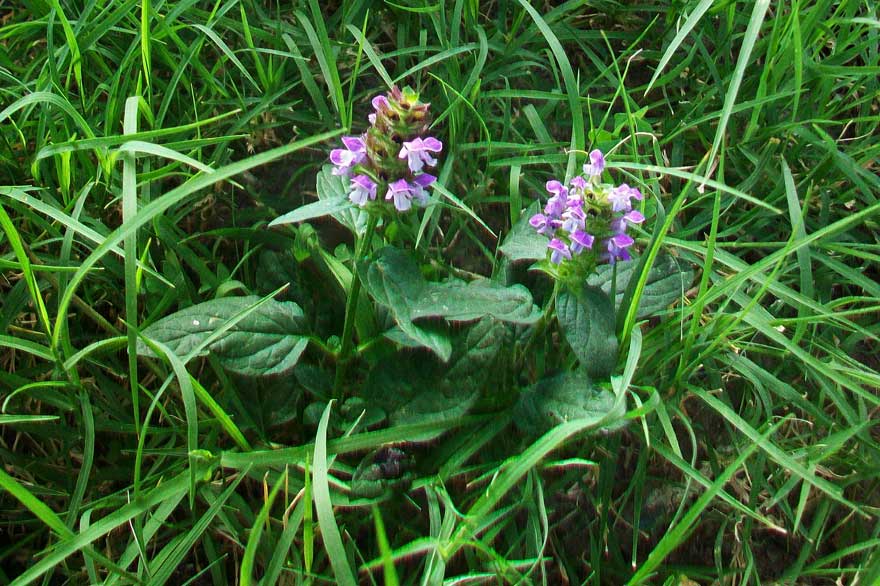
top-left (246, 89), bottom-right (690, 443)
top-left (329, 86), bottom-right (442, 213)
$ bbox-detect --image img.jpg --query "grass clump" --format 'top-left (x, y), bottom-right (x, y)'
top-left (1, 1), bottom-right (878, 585)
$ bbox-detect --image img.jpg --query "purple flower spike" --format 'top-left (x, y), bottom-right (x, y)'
top-left (348, 174), bottom-right (377, 207)
top-left (330, 136), bottom-right (366, 176)
top-left (570, 230), bottom-right (595, 254)
top-left (410, 173), bottom-right (436, 206)
top-left (548, 238), bottom-right (572, 264)
top-left (583, 149), bottom-right (605, 177)
top-left (385, 179), bottom-right (414, 211)
top-left (398, 137), bottom-right (443, 173)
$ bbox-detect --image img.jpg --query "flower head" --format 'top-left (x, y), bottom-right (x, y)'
top-left (320, 87), bottom-right (442, 217)
top-left (528, 150), bottom-right (647, 272)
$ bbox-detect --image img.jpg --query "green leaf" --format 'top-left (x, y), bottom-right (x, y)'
top-left (315, 164), bottom-right (369, 235)
top-left (138, 296), bottom-right (309, 377)
top-left (366, 318), bottom-right (509, 426)
top-left (499, 202), bottom-right (546, 262)
top-left (588, 253), bottom-right (693, 319)
top-left (513, 370), bottom-right (625, 437)
top-left (313, 401), bottom-right (358, 586)
top-left (556, 285), bottom-right (618, 379)
top-left (269, 195), bottom-right (352, 227)
top-left (360, 247), bottom-right (539, 359)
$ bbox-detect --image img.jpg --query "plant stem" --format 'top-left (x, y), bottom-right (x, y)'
top-left (516, 279), bottom-right (560, 375)
top-left (333, 213), bottom-right (379, 399)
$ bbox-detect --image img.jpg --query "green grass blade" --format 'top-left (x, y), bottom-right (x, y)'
top-left (313, 401), bottom-right (357, 586)
top-left (240, 468), bottom-right (283, 586)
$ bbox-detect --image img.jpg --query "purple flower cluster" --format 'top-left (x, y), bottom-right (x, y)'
top-left (530, 149), bottom-right (645, 265)
top-left (329, 88), bottom-right (442, 213)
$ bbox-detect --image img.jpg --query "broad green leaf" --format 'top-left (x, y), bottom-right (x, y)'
top-left (556, 285), bottom-right (618, 379)
top-left (315, 164), bottom-right (369, 235)
top-left (513, 370), bottom-right (625, 437)
top-left (360, 247), bottom-right (539, 359)
top-left (366, 318), bottom-right (509, 426)
top-left (382, 323), bottom-right (453, 361)
top-left (138, 296), bottom-right (308, 377)
top-left (255, 250), bottom-right (309, 306)
top-left (499, 202), bottom-right (546, 262)
top-left (232, 373), bottom-right (303, 430)
top-left (588, 253), bottom-right (693, 319)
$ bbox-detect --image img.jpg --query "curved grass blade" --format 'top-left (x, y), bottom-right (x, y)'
top-left (313, 401), bottom-right (357, 586)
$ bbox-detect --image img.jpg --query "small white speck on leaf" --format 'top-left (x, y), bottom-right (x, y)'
top-left (192, 319), bottom-right (200, 326)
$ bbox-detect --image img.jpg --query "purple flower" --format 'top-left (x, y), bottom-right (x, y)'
top-left (546, 180), bottom-right (568, 199)
top-left (605, 233), bottom-right (635, 263)
top-left (610, 209), bottom-right (646, 233)
top-left (544, 179), bottom-right (568, 218)
top-left (608, 183), bottom-right (644, 212)
top-left (548, 238), bottom-right (572, 264)
top-left (385, 179), bottom-right (414, 211)
top-left (398, 137), bottom-right (443, 173)
top-left (369, 95), bottom-right (391, 124)
top-left (330, 136), bottom-right (366, 175)
top-left (348, 174), bottom-right (377, 207)
top-left (372, 95), bottom-right (390, 112)
top-left (583, 149), bottom-right (605, 177)
top-left (570, 230), bottom-right (595, 254)
top-left (544, 196), bottom-right (567, 218)
top-left (543, 180), bottom-right (570, 218)
top-left (569, 176), bottom-right (588, 197)
top-left (529, 213), bottom-right (554, 235)
top-left (410, 173), bottom-right (436, 206)
top-left (561, 203), bottom-right (586, 233)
